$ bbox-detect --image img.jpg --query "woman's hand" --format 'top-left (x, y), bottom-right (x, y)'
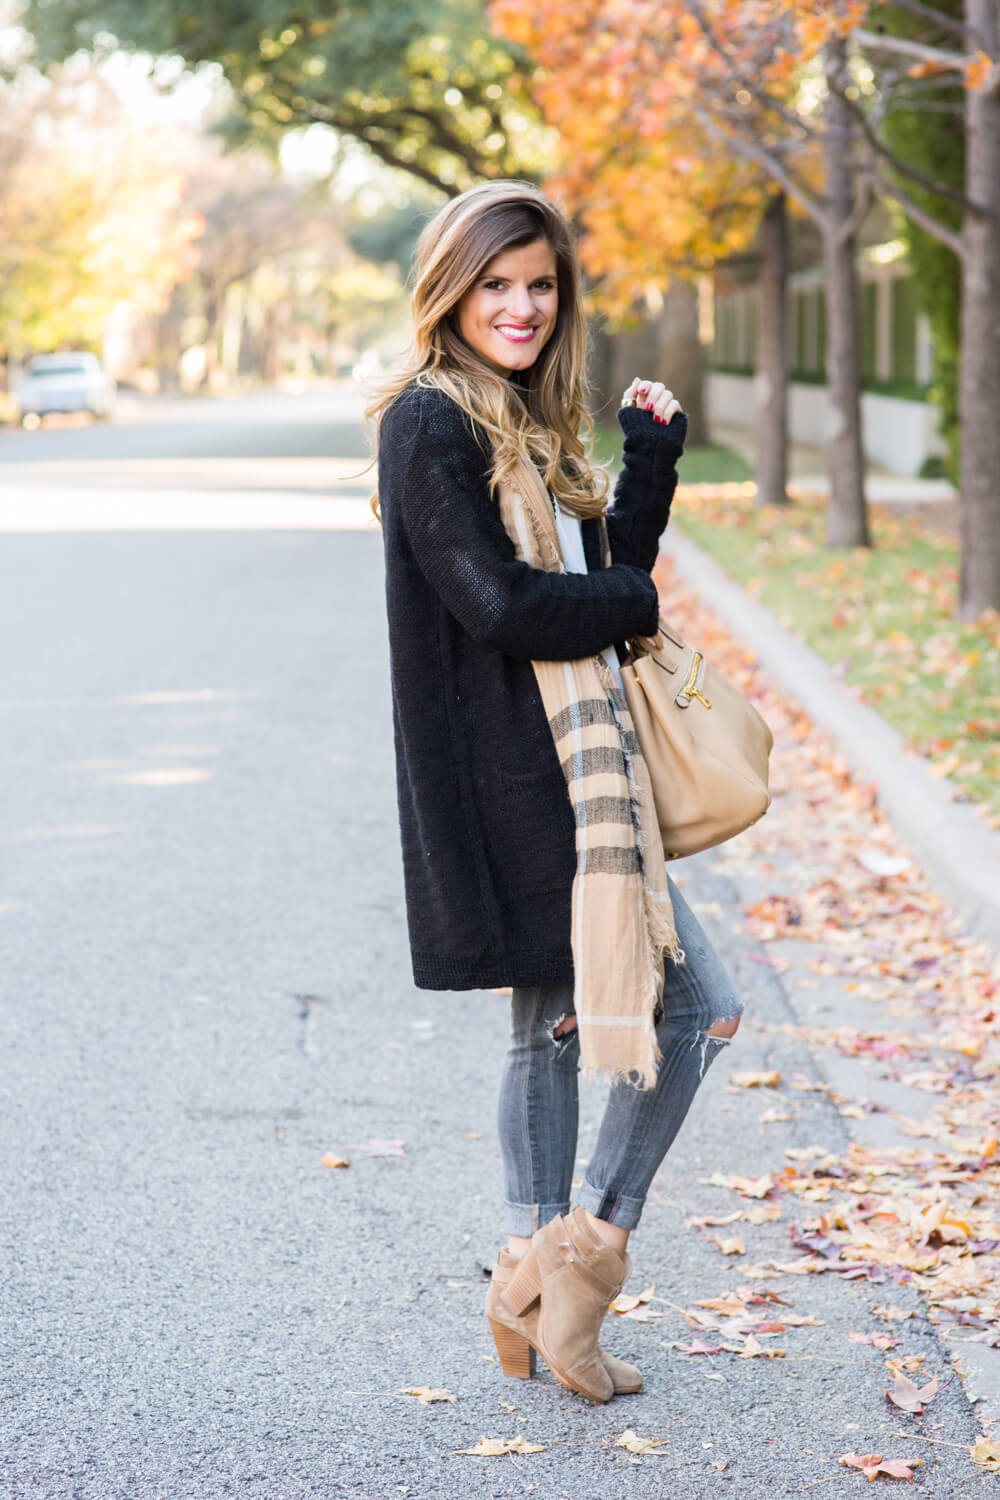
top-left (621, 377), bottom-right (683, 426)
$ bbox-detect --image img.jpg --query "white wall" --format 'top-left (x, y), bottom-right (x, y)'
top-left (707, 372), bottom-right (947, 477)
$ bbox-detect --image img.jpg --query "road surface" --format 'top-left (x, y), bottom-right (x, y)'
top-left (1, 389), bottom-right (984, 1497)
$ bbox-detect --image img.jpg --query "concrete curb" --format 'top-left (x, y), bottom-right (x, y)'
top-left (661, 526), bottom-right (1000, 951)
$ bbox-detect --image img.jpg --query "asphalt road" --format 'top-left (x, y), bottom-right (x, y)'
top-left (0, 390), bottom-right (985, 1497)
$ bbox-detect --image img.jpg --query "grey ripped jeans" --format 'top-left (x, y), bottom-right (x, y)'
top-left (497, 875), bottom-right (744, 1234)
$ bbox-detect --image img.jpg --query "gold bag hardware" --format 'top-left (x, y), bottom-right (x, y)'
top-left (621, 620), bottom-right (774, 860)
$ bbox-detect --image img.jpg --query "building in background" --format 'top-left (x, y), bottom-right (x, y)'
top-left (708, 236), bottom-right (945, 479)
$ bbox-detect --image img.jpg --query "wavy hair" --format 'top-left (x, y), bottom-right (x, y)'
top-left (367, 180), bottom-right (609, 521)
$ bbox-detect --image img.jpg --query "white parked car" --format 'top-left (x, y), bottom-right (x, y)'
top-left (16, 353), bottom-right (116, 427)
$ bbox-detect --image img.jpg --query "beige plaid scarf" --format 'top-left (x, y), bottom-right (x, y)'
top-left (497, 461), bottom-right (685, 1089)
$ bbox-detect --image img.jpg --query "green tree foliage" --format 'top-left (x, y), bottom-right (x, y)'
top-left (24, 0), bottom-right (555, 194)
top-left (342, 200), bottom-right (434, 279)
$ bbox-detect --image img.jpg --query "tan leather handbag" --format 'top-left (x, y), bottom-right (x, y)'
top-left (621, 619), bottom-right (773, 860)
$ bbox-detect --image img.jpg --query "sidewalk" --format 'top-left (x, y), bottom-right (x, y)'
top-left (660, 526), bottom-right (1000, 949)
top-left (653, 531), bottom-right (1000, 1446)
top-left (711, 420), bottom-right (958, 516)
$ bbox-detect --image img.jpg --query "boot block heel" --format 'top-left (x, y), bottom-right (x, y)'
top-left (502, 1249), bottom-right (542, 1315)
top-left (489, 1318), bottom-right (536, 1378)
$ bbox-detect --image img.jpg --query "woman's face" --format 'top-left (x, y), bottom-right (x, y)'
top-left (455, 238), bottom-right (559, 376)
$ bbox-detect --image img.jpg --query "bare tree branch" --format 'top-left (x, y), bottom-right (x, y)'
top-left (874, 0), bottom-right (988, 43)
top-left (863, 163), bottom-right (965, 257)
top-left (690, 104), bottom-right (827, 227)
top-left (832, 180), bottom-right (874, 247)
top-left (826, 68), bottom-right (980, 214)
top-left (854, 26), bottom-right (971, 70)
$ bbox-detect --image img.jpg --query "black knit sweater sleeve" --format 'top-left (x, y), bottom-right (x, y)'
top-left (605, 405), bottom-right (688, 571)
top-left (379, 385), bottom-right (660, 661)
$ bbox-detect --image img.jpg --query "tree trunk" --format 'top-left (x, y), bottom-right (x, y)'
top-left (585, 312), bottom-right (618, 420)
top-left (656, 278), bottom-right (707, 446)
top-left (200, 281), bottom-right (227, 389)
top-left (755, 191), bottom-right (789, 506)
top-left (156, 286), bottom-right (184, 394)
top-left (957, 0), bottom-right (1000, 617)
top-left (603, 284), bottom-right (706, 442)
top-left (823, 38), bottom-right (871, 548)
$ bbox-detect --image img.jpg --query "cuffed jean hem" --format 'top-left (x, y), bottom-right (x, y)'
top-left (575, 1181), bottom-right (647, 1231)
top-left (503, 1198), bottom-right (570, 1237)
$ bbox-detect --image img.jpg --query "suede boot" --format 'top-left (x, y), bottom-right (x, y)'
top-left (487, 1246), bottom-right (642, 1393)
top-left (494, 1212), bottom-right (632, 1403)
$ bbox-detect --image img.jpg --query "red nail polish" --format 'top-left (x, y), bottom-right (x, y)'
top-left (646, 402), bottom-right (653, 411)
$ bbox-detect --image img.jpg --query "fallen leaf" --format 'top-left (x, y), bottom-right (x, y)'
top-left (703, 1172), bottom-right (776, 1199)
top-left (746, 1202), bottom-right (784, 1224)
top-left (707, 1236), bottom-right (746, 1256)
top-left (970, 1437), bottom-right (1000, 1471)
top-left (321, 1154), bottom-right (351, 1169)
top-left (848, 1331), bottom-right (898, 1350)
top-left (686, 1210), bottom-right (744, 1229)
top-left (729, 1070), bottom-right (782, 1089)
top-left (609, 1293), bottom-right (643, 1313)
top-left (345, 1138), bottom-right (407, 1158)
top-left (616, 1428), bottom-right (668, 1454)
top-left (671, 1339), bottom-right (724, 1355)
top-left (760, 1107), bottom-right (793, 1123)
top-left (609, 1285), bottom-right (654, 1314)
top-left (455, 1435), bottom-right (544, 1456)
top-left (886, 1372), bottom-right (938, 1414)
top-left (840, 1451), bottom-right (924, 1481)
top-left (403, 1386), bottom-right (457, 1405)
top-left (873, 1305), bottom-right (914, 1323)
top-left (739, 1334), bottom-right (786, 1359)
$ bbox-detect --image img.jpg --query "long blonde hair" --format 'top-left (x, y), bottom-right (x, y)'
top-left (367, 180), bottom-right (609, 521)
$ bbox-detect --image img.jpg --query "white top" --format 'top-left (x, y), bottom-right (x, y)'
top-left (552, 503), bottom-right (624, 690)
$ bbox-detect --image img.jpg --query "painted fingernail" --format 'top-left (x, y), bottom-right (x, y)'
top-left (646, 402), bottom-right (653, 411)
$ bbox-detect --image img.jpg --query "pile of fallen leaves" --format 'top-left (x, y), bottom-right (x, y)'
top-left (672, 484), bottom-right (1000, 820)
top-left (650, 553), bottom-right (1000, 1450)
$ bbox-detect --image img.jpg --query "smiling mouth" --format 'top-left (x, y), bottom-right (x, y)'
top-left (495, 325), bottom-right (539, 343)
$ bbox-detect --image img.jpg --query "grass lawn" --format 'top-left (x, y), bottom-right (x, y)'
top-left (663, 467), bottom-right (1000, 825)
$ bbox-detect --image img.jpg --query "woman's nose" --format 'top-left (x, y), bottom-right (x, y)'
top-left (506, 284), bottom-right (536, 320)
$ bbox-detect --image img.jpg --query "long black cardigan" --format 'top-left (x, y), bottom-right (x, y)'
top-left (378, 383), bottom-right (687, 990)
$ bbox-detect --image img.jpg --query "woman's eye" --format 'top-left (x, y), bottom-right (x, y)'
top-left (482, 279), bottom-right (555, 291)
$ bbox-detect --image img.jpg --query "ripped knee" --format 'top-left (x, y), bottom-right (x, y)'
top-left (704, 1014), bottom-right (741, 1040)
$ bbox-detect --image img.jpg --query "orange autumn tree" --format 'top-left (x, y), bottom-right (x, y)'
top-left (489, 0), bottom-right (802, 501)
top-left (493, 1), bottom-right (762, 311)
top-left (501, 0), bottom-right (1000, 614)
top-left (657, 0), bottom-right (1000, 614)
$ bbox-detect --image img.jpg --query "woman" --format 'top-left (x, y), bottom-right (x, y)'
top-left (369, 180), bottom-right (743, 1404)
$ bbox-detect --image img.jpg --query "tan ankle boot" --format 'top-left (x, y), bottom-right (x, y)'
top-left (487, 1246), bottom-right (642, 1393)
top-left (493, 1213), bottom-right (632, 1403)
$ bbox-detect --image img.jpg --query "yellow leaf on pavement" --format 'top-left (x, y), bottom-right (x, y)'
top-left (455, 1435), bottom-right (544, 1456)
top-left (707, 1235), bottom-right (746, 1255)
top-left (729, 1070), bottom-right (782, 1088)
top-left (970, 1437), bottom-right (1000, 1471)
top-left (616, 1429), bottom-right (668, 1454)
